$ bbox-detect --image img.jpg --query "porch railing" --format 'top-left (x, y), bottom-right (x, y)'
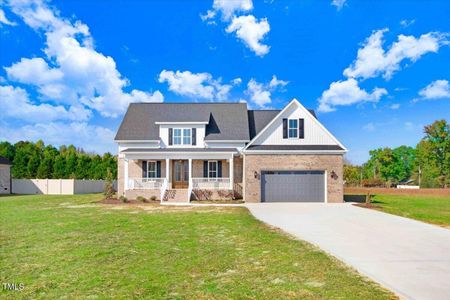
top-left (128, 178), bottom-right (166, 190)
top-left (191, 177), bottom-right (231, 190)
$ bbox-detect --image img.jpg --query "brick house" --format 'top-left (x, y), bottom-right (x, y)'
top-left (115, 99), bottom-right (347, 203)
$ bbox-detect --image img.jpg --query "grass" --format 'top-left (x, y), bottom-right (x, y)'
top-left (368, 194), bottom-right (450, 227)
top-left (1, 194), bottom-right (394, 299)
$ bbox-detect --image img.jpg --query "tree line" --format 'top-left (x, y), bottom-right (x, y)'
top-left (345, 120), bottom-right (450, 188)
top-left (0, 140), bottom-right (117, 180)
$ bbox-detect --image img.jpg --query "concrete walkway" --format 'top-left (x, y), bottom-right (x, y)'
top-left (246, 203), bottom-right (450, 300)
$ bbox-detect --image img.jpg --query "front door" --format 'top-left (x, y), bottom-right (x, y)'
top-left (173, 160), bottom-right (189, 188)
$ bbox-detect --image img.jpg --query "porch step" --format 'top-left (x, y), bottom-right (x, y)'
top-left (163, 189), bottom-right (190, 203)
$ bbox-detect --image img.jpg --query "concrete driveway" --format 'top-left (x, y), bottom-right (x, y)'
top-left (246, 203), bottom-right (450, 300)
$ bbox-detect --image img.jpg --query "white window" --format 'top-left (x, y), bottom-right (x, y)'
top-left (173, 128), bottom-right (192, 145)
top-left (208, 161), bottom-right (217, 179)
top-left (173, 129), bottom-right (182, 145)
top-left (146, 161), bottom-right (157, 178)
top-left (288, 119), bottom-right (298, 138)
top-left (183, 129), bottom-right (191, 145)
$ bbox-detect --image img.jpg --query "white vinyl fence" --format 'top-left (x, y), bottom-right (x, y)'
top-left (12, 179), bottom-right (117, 195)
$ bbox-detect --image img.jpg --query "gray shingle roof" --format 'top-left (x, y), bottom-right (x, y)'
top-left (115, 102), bottom-right (317, 142)
top-left (0, 156), bottom-right (11, 165)
top-left (115, 103), bottom-right (250, 141)
top-left (246, 145), bottom-right (344, 151)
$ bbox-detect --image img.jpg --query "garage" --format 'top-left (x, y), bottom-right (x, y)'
top-left (261, 170), bottom-right (325, 202)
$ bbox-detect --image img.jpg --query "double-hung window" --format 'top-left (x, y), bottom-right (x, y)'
top-left (146, 161), bottom-right (157, 178)
top-left (173, 129), bottom-right (182, 145)
top-left (288, 119), bottom-right (298, 138)
top-left (208, 161), bottom-right (217, 179)
top-left (173, 128), bottom-right (191, 145)
top-left (182, 129), bottom-right (191, 145)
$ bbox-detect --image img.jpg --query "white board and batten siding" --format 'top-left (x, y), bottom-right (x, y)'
top-left (250, 100), bottom-right (342, 147)
top-left (12, 179), bottom-right (117, 195)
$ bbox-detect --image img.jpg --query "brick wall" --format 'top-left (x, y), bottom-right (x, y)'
top-left (244, 154), bottom-right (343, 203)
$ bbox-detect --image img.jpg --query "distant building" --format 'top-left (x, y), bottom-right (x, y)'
top-left (0, 157), bottom-right (12, 194)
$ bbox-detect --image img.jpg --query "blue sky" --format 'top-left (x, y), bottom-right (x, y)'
top-left (1, 0), bottom-right (449, 164)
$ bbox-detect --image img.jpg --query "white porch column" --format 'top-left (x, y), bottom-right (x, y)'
top-left (188, 158), bottom-right (192, 188)
top-left (229, 155), bottom-right (234, 190)
top-left (165, 158), bottom-right (170, 184)
top-left (124, 158), bottom-right (129, 191)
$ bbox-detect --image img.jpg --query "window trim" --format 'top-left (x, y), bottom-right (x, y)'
top-left (207, 160), bottom-right (218, 180)
top-left (172, 128), bottom-right (192, 145)
top-left (288, 119), bottom-right (298, 139)
top-left (182, 128), bottom-right (192, 145)
top-left (146, 160), bottom-right (157, 179)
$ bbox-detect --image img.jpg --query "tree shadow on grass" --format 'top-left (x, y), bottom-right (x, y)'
top-left (344, 194), bottom-right (385, 205)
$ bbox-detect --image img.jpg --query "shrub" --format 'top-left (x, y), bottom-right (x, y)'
top-left (136, 196), bottom-right (147, 203)
top-left (150, 195), bottom-right (157, 201)
top-left (119, 195), bottom-right (128, 203)
top-left (361, 178), bottom-right (385, 187)
top-left (103, 168), bottom-right (115, 199)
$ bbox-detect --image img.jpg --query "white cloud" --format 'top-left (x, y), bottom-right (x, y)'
top-left (0, 8), bottom-right (16, 25)
top-left (0, 121), bottom-right (116, 154)
top-left (5, 57), bottom-right (63, 85)
top-left (331, 0), bottom-right (347, 11)
top-left (246, 75), bottom-right (289, 108)
top-left (202, 0), bottom-right (270, 57)
top-left (200, 9), bottom-right (216, 21)
top-left (6, 0), bottom-right (163, 118)
top-left (158, 70), bottom-right (233, 100)
top-left (404, 121), bottom-right (414, 131)
top-left (0, 85), bottom-right (91, 122)
top-left (269, 75), bottom-right (289, 88)
top-left (344, 29), bottom-right (447, 80)
top-left (390, 103), bottom-right (400, 110)
top-left (418, 79), bottom-right (450, 100)
top-left (363, 122), bottom-right (376, 132)
top-left (232, 77), bottom-right (242, 85)
top-left (247, 79), bottom-right (271, 107)
top-left (318, 78), bottom-right (387, 112)
top-left (400, 19), bottom-right (415, 28)
top-left (226, 15), bottom-right (270, 57)
top-left (212, 0), bottom-right (253, 21)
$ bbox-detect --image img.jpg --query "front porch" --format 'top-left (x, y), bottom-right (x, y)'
top-left (118, 149), bottom-right (243, 202)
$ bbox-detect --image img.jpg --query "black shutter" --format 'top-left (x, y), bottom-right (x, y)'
top-left (192, 128), bottom-right (196, 145)
top-left (299, 118), bottom-right (304, 139)
top-left (218, 161), bottom-right (222, 178)
top-left (168, 128), bottom-right (173, 145)
top-left (282, 119), bottom-right (288, 139)
top-left (156, 161), bottom-right (161, 178)
top-left (203, 161), bottom-right (208, 177)
top-left (142, 161), bottom-right (147, 178)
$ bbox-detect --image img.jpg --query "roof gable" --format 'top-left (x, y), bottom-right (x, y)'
top-left (245, 99), bottom-right (346, 150)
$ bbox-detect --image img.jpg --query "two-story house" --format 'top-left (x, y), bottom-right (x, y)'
top-left (115, 99), bottom-right (347, 203)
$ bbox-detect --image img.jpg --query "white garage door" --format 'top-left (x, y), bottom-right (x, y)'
top-left (261, 170), bottom-right (325, 202)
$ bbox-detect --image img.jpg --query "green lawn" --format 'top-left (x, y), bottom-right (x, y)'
top-left (1, 194), bottom-right (394, 299)
top-left (369, 194), bottom-right (450, 227)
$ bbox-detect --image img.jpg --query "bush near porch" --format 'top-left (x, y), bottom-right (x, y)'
top-left (0, 194), bottom-right (394, 299)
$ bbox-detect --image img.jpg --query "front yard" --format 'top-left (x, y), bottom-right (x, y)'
top-left (0, 194), bottom-right (394, 299)
top-left (371, 194), bottom-right (450, 227)
top-left (349, 193), bottom-right (450, 227)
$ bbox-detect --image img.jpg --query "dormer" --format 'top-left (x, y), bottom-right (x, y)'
top-left (157, 122), bottom-right (207, 148)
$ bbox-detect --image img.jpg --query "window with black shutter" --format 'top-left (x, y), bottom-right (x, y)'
top-left (192, 128), bottom-right (196, 145)
top-left (299, 118), bottom-right (304, 139)
top-left (168, 128), bottom-right (173, 145)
